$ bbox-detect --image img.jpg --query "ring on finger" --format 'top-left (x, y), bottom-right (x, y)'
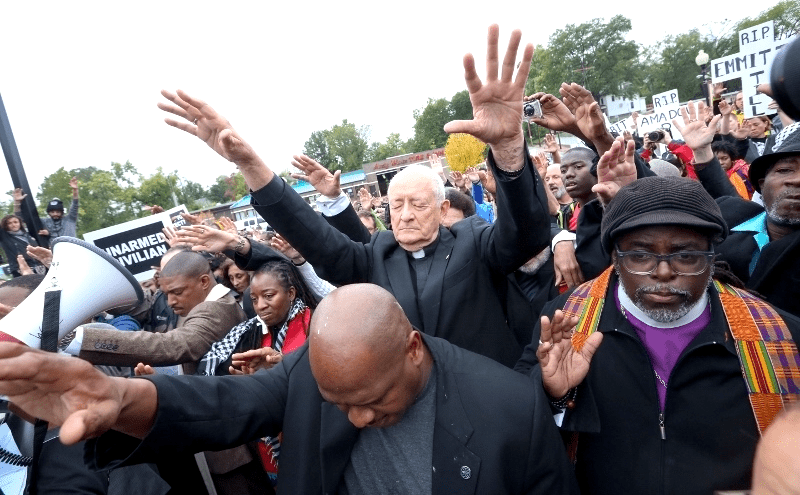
top-left (193, 118), bottom-right (199, 125)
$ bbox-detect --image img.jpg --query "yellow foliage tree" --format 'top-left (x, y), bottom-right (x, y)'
top-left (444, 133), bottom-right (487, 173)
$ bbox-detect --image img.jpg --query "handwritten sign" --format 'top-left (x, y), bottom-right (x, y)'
top-left (711, 20), bottom-right (796, 118)
top-left (608, 116), bottom-right (635, 136)
top-left (652, 89), bottom-right (679, 109)
top-left (635, 106), bottom-right (684, 140)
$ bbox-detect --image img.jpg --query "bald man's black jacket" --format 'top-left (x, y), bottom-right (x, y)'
top-left (235, 151), bottom-right (551, 368)
top-left (87, 335), bottom-right (578, 495)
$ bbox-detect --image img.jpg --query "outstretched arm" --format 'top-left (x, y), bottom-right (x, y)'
top-left (0, 343), bottom-right (157, 444)
top-left (158, 90), bottom-right (274, 191)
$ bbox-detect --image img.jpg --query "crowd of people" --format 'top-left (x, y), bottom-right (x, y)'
top-left (0, 24), bottom-right (798, 495)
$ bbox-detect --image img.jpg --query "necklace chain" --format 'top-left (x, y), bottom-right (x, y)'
top-left (653, 369), bottom-right (668, 389)
top-left (620, 304), bottom-right (669, 390)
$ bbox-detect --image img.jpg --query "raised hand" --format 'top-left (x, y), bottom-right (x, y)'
top-left (180, 212), bottom-right (202, 225)
top-left (270, 234), bottom-right (304, 265)
top-left (450, 171), bottom-right (466, 190)
top-left (357, 187), bottom-right (373, 210)
top-left (630, 111), bottom-right (639, 128)
top-left (713, 82), bottom-right (726, 97)
top-left (672, 101), bottom-right (721, 163)
top-left (69, 177), bottom-right (79, 192)
top-left (218, 216), bottom-right (238, 236)
top-left (230, 347), bottom-right (283, 375)
top-left (175, 225), bottom-right (240, 254)
top-left (731, 120), bottom-right (750, 140)
top-left (290, 155), bottom-right (342, 198)
top-left (161, 225), bottom-right (181, 248)
top-left (528, 93), bottom-right (582, 138)
top-left (536, 310), bottom-right (603, 398)
top-left (465, 166), bottom-right (481, 184)
top-left (592, 137), bottom-right (637, 206)
top-left (429, 153), bottom-right (446, 182)
top-left (561, 83), bottom-right (613, 155)
top-left (718, 99), bottom-right (732, 117)
top-left (443, 25), bottom-right (534, 170)
top-left (542, 133), bottom-right (559, 153)
top-left (533, 151), bottom-right (549, 178)
top-left (159, 90), bottom-right (257, 165)
top-left (12, 188), bottom-right (26, 203)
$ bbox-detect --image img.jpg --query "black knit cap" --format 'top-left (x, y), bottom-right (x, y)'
top-left (46, 198), bottom-right (64, 212)
top-left (600, 176), bottom-right (729, 253)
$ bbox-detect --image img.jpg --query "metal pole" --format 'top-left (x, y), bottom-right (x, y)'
top-left (0, 93), bottom-right (45, 246)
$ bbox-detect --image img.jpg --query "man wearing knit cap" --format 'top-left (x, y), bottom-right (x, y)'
top-left (516, 172), bottom-right (800, 494)
top-left (13, 177), bottom-right (80, 240)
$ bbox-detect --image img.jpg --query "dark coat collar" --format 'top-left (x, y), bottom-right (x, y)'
top-left (318, 335), bottom-right (479, 494)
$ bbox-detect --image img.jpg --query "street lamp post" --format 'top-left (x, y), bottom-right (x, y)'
top-left (695, 49), bottom-right (711, 106)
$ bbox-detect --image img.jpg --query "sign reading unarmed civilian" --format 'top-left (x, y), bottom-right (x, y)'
top-left (710, 20), bottom-right (796, 118)
top-left (83, 205), bottom-right (188, 281)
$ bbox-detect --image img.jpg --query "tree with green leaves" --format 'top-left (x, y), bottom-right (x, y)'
top-left (409, 90), bottom-right (475, 152)
top-left (327, 119), bottom-right (370, 172)
top-left (302, 130), bottom-right (334, 169)
top-left (366, 133), bottom-right (409, 162)
top-left (636, 30), bottom-right (720, 101)
top-left (36, 162), bottom-right (141, 237)
top-left (529, 15), bottom-right (640, 99)
top-left (302, 120), bottom-right (370, 172)
top-left (411, 98), bottom-right (451, 151)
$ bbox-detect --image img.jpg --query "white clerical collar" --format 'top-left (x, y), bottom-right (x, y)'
top-left (411, 249), bottom-right (425, 259)
top-left (616, 283), bottom-right (709, 329)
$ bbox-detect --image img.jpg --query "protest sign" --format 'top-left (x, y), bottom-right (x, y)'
top-left (83, 205), bottom-right (189, 281)
top-left (608, 116), bottom-right (635, 136)
top-left (652, 89), bottom-right (679, 109)
top-left (635, 106), bottom-right (684, 140)
top-left (710, 20), bottom-right (796, 118)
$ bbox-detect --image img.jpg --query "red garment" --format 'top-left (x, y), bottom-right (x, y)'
top-left (257, 307), bottom-right (312, 478)
top-left (667, 142), bottom-right (696, 179)
top-left (260, 307), bottom-right (311, 353)
top-left (569, 202), bottom-right (582, 232)
top-left (726, 159), bottom-right (754, 200)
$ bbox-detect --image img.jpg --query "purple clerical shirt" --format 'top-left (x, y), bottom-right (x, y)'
top-left (614, 284), bottom-right (711, 410)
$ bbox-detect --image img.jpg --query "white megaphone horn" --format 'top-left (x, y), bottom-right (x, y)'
top-left (0, 237), bottom-right (144, 348)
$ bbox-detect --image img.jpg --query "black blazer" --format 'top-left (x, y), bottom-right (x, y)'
top-left (238, 152), bottom-right (551, 367)
top-left (88, 335), bottom-right (578, 495)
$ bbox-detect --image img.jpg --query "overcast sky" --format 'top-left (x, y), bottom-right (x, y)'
top-left (0, 1), bottom-right (770, 201)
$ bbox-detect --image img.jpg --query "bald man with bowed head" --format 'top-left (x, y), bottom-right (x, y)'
top-left (0, 284), bottom-right (578, 495)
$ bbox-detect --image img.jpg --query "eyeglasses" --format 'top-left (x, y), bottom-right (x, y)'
top-left (615, 248), bottom-right (715, 276)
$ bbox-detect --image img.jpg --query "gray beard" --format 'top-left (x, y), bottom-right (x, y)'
top-left (766, 189), bottom-right (800, 226)
top-left (617, 265), bottom-right (714, 323)
top-left (552, 187), bottom-right (567, 200)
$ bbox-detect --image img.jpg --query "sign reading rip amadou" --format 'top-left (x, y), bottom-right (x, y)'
top-left (83, 205), bottom-right (188, 281)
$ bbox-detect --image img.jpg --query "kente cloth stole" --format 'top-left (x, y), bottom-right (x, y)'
top-left (563, 266), bottom-right (800, 434)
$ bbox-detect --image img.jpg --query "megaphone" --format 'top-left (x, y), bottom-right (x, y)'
top-left (0, 237), bottom-right (143, 348)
